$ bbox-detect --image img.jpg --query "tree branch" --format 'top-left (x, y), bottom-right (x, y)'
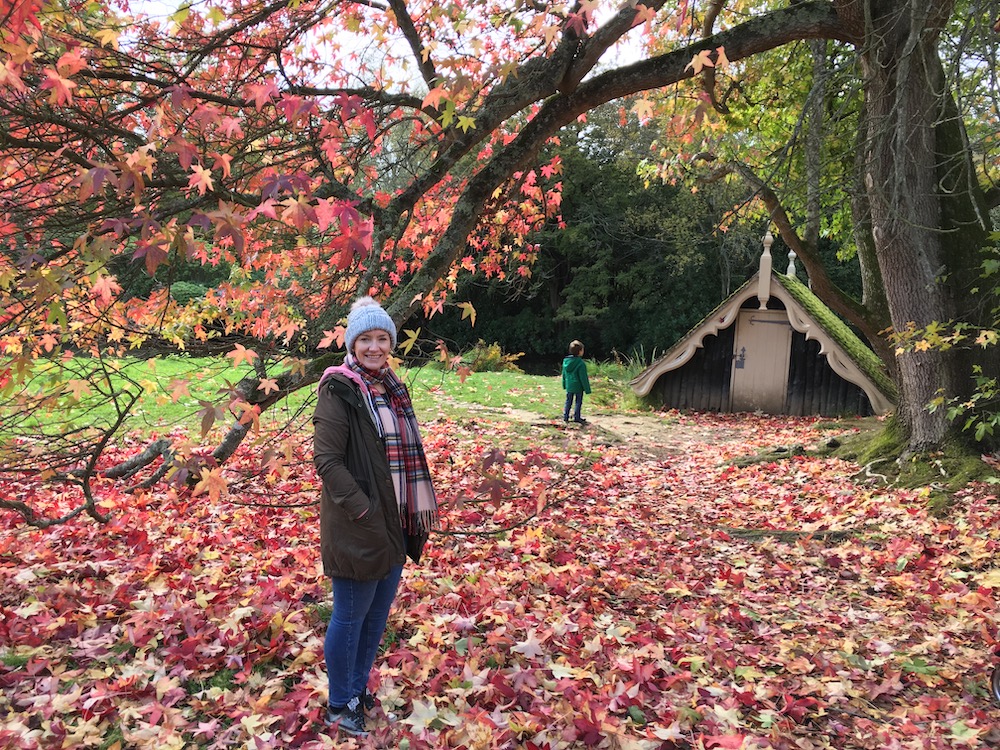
top-left (388, 0), bottom-right (440, 94)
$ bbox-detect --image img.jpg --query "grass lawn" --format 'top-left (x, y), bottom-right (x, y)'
top-left (2, 355), bottom-right (644, 443)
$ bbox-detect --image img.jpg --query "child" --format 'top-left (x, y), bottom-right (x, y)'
top-left (561, 340), bottom-right (591, 424)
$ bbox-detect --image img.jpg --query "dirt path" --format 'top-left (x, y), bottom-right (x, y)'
top-left (463, 403), bottom-right (783, 460)
top-left (581, 412), bottom-right (750, 457)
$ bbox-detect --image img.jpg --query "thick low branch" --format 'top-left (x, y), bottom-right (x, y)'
top-left (97, 352), bottom-right (343, 490)
top-left (102, 438), bottom-right (173, 480)
top-left (391, 1), bottom-right (850, 323)
top-left (0, 497), bottom-right (88, 528)
top-left (560, 0), bottom-right (670, 93)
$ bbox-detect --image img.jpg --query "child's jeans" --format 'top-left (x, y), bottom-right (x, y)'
top-left (564, 391), bottom-right (583, 421)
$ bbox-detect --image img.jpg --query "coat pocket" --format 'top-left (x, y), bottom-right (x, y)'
top-left (348, 499), bottom-right (393, 575)
top-left (346, 477), bottom-right (372, 520)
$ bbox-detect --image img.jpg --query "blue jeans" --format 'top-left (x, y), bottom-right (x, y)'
top-left (325, 564), bottom-right (404, 707)
top-left (564, 391), bottom-right (583, 421)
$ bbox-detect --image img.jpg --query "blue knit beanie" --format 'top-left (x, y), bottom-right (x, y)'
top-left (344, 296), bottom-right (397, 352)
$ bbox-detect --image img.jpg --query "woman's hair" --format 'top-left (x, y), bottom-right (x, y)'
top-left (568, 340), bottom-right (584, 355)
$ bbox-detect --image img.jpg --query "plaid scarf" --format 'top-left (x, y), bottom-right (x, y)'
top-left (322, 356), bottom-right (438, 534)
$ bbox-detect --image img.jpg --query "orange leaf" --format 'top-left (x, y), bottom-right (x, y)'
top-left (40, 69), bottom-right (76, 105)
top-left (422, 86), bottom-right (447, 109)
top-left (192, 467), bottom-right (228, 500)
top-left (168, 379), bottom-right (190, 401)
top-left (188, 165), bottom-right (214, 196)
top-left (257, 378), bottom-right (279, 396)
top-left (225, 343), bottom-right (258, 368)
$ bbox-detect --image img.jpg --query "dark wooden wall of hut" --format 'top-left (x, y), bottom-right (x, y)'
top-left (786, 333), bottom-right (874, 416)
top-left (649, 325), bottom-right (876, 416)
top-left (651, 325), bottom-right (735, 411)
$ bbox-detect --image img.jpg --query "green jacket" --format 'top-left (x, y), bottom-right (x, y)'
top-left (561, 355), bottom-right (591, 394)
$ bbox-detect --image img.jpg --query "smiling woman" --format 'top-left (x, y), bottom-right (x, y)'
top-left (312, 295), bottom-right (439, 737)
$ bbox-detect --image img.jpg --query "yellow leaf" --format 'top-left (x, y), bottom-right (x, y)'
top-left (94, 29), bottom-right (120, 49)
top-left (195, 591), bottom-right (216, 608)
top-left (975, 329), bottom-right (998, 347)
top-left (457, 302), bottom-right (476, 326)
top-left (439, 100), bottom-right (456, 128)
top-left (170, 5), bottom-right (190, 27)
top-left (685, 49), bottom-right (714, 74)
top-left (977, 569), bottom-right (1000, 588)
top-left (678, 655), bottom-right (706, 671)
top-left (399, 328), bottom-right (420, 355)
top-left (632, 98), bottom-right (654, 120)
top-left (207, 6), bottom-right (226, 25)
top-left (402, 699), bottom-right (441, 731)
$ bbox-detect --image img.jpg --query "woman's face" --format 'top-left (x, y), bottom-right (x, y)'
top-left (353, 329), bottom-right (393, 371)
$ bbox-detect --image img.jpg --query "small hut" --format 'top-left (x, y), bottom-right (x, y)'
top-left (630, 232), bottom-right (896, 417)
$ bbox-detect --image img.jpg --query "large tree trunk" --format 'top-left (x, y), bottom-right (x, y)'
top-left (858, 0), bottom-right (993, 453)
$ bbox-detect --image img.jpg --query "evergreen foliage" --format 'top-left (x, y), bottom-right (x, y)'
top-left (423, 108), bottom-right (772, 367)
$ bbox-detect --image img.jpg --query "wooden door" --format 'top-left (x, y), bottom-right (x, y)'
top-left (730, 309), bottom-right (792, 413)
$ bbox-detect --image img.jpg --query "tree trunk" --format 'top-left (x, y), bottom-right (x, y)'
top-left (858, 0), bottom-right (992, 452)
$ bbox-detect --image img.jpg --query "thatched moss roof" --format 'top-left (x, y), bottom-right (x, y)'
top-left (774, 273), bottom-right (897, 402)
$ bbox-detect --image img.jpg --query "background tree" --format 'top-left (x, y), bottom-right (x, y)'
top-left (428, 103), bottom-right (767, 365)
top-left (643, 0), bottom-right (999, 452)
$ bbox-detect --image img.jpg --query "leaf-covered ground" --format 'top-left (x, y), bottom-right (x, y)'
top-left (2, 412), bottom-right (1000, 749)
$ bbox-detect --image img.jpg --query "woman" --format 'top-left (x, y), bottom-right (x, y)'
top-left (313, 296), bottom-right (438, 737)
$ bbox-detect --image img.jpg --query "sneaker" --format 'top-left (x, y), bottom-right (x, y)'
top-left (361, 687), bottom-right (397, 722)
top-left (326, 697), bottom-right (368, 737)
top-left (573, 418), bottom-right (587, 424)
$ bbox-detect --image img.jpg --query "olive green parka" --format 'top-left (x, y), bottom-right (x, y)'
top-left (313, 374), bottom-right (406, 580)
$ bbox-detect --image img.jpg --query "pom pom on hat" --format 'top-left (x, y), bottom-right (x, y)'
top-left (344, 296), bottom-right (397, 352)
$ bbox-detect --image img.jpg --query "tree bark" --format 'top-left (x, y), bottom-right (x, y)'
top-left (857, 0), bottom-right (993, 452)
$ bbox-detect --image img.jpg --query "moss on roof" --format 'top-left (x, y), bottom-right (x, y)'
top-left (775, 273), bottom-right (897, 402)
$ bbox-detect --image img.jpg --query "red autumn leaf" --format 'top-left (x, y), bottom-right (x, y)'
top-left (39, 68), bottom-right (76, 105)
top-left (2, 412), bottom-right (998, 750)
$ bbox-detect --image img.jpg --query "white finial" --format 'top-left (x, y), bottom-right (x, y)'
top-left (787, 249), bottom-right (797, 279)
top-left (757, 230), bottom-right (773, 310)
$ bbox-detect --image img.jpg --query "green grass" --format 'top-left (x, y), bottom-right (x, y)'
top-left (186, 669), bottom-right (238, 694)
top-left (818, 415), bottom-right (998, 504)
top-left (404, 365), bottom-right (563, 417)
top-left (1, 355), bottom-right (306, 446)
top-left (1, 651), bottom-right (30, 669)
top-left (2, 355), bottom-right (262, 431)
top-left (98, 727), bottom-right (126, 750)
top-left (404, 359), bottom-right (645, 420)
top-left (2, 355), bottom-right (646, 448)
